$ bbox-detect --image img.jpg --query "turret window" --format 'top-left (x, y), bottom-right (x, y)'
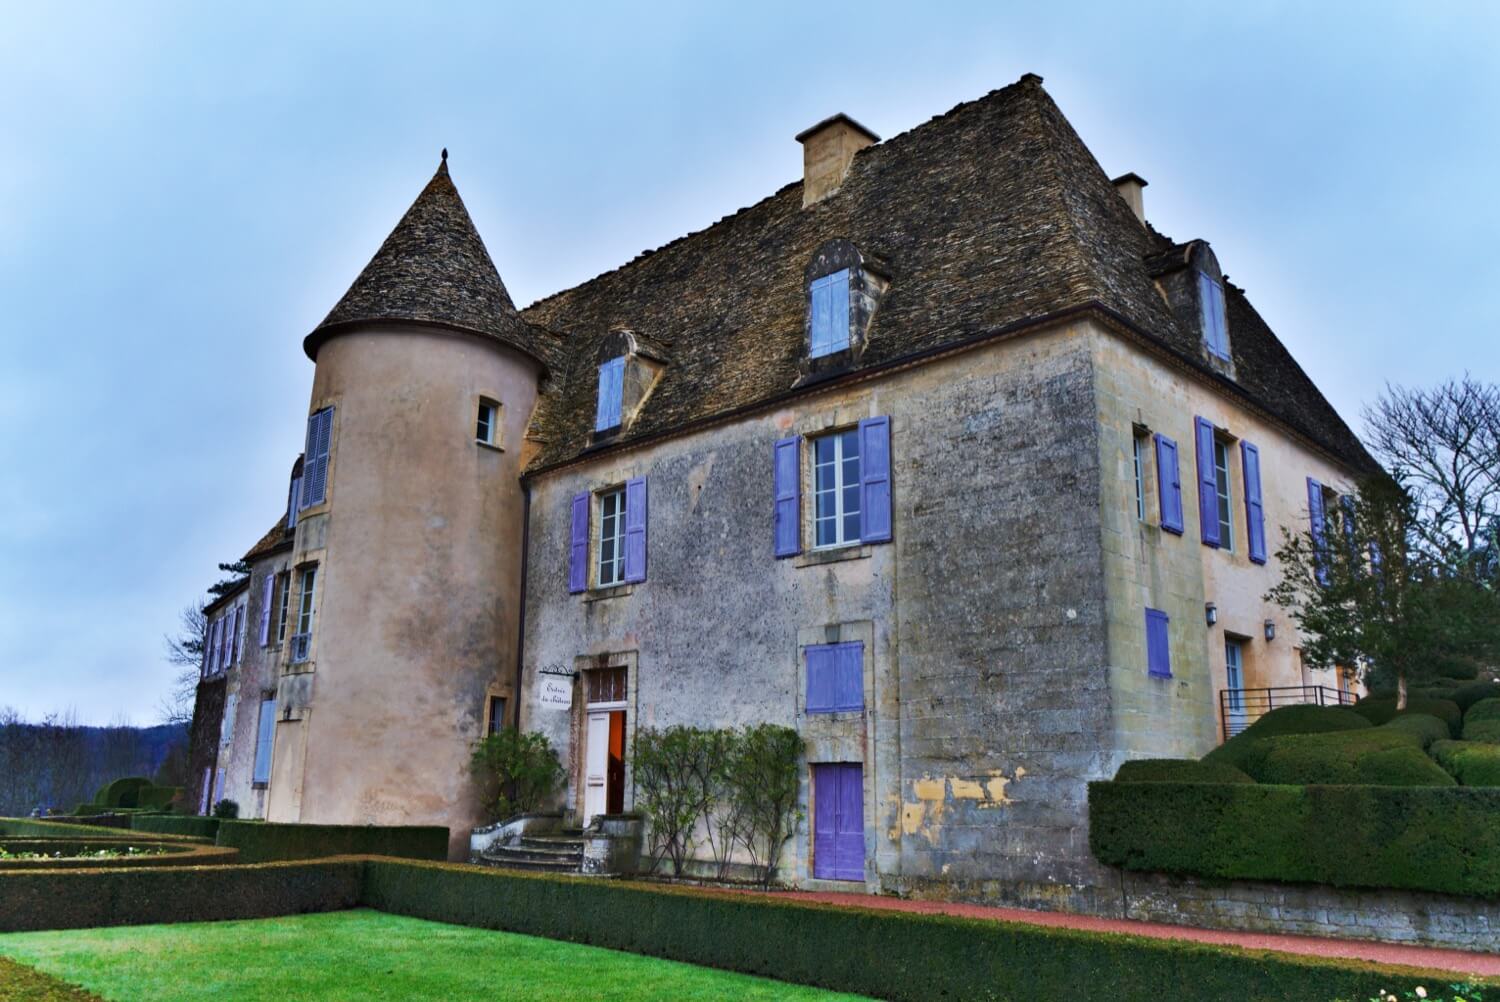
top-left (1198, 270), bottom-right (1230, 360)
top-left (595, 357), bottom-right (625, 431)
top-left (809, 269), bottom-right (851, 358)
top-left (476, 398), bottom-right (500, 447)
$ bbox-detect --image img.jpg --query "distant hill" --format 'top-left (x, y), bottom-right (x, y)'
top-left (0, 717), bottom-right (189, 816)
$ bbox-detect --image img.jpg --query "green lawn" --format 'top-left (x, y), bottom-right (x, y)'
top-left (0, 909), bottom-right (872, 1001)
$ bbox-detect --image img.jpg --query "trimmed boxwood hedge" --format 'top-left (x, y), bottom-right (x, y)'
top-left (1113, 759), bottom-right (1254, 784)
top-left (1089, 781), bottom-right (1500, 897)
top-left (1204, 715), bottom-right (1454, 786)
top-left (131, 814), bottom-right (220, 840)
top-left (361, 859), bottom-right (1445, 1002)
top-left (0, 818), bottom-right (195, 840)
top-left (1431, 740), bottom-right (1500, 786)
top-left (215, 821), bottom-right (448, 863)
top-left (1232, 704), bottom-right (1372, 740)
top-left (1352, 696), bottom-right (1463, 737)
top-left (0, 859), bottom-right (363, 933)
top-left (0, 839), bottom-right (237, 870)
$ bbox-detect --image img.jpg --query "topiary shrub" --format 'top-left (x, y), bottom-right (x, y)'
top-left (98, 777), bottom-right (153, 809)
top-left (1464, 719), bottom-right (1500, 743)
top-left (1381, 713), bottom-right (1452, 748)
top-left (1352, 696), bottom-right (1462, 737)
top-left (130, 814), bottom-right (220, 839)
top-left (1353, 747), bottom-right (1456, 786)
top-left (1431, 741), bottom-right (1500, 787)
top-left (211, 799), bottom-right (240, 819)
top-left (1218, 716), bottom-right (1453, 786)
top-left (1235, 704), bottom-right (1371, 740)
top-left (1447, 681), bottom-right (1500, 711)
top-left (1113, 759), bottom-right (1255, 784)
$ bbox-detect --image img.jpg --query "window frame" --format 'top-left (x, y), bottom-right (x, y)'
top-left (597, 487), bottom-right (627, 588)
top-left (274, 571), bottom-right (291, 645)
top-left (290, 565), bottom-right (317, 664)
top-left (809, 268), bottom-right (852, 358)
top-left (485, 695), bottom-right (507, 736)
top-left (812, 428), bottom-right (862, 549)
top-left (1132, 430), bottom-right (1149, 522)
top-left (1213, 438), bottom-right (1234, 551)
top-left (475, 397), bottom-right (500, 447)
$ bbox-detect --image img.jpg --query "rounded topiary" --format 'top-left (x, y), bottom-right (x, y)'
top-left (1353, 746), bottom-right (1457, 786)
top-left (211, 799), bottom-right (240, 819)
top-left (1466, 698), bottom-right (1500, 723)
top-left (1447, 681), bottom-right (1500, 711)
top-left (1352, 697), bottom-right (1462, 737)
top-left (1113, 759), bottom-right (1255, 784)
top-left (100, 777), bottom-right (153, 809)
top-left (1381, 713), bottom-right (1451, 749)
top-left (1234, 704), bottom-right (1371, 740)
top-left (1430, 740), bottom-right (1500, 786)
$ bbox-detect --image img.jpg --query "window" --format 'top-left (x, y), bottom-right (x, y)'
top-left (476, 399), bottom-right (499, 446)
top-left (587, 667), bottom-right (628, 704)
top-left (595, 357), bottom-right (624, 431)
top-left (809, 269), bottom-right (851, 358)
top-left (1132, 431), bottom-right (1149, 522)
top-left (1198, 270), bottom-right (1229, 360)
top-left (253, 698), bottom-right (276, 785)
top-left (290, 566), bottom-right (316, 663)
top-left (230, 603), bottom-right (244, 666)
top-left (597, 488), bottom-right (626, 587)
top-left (1307, 478), bottom-right (1330, 586)
top-left (813, 429), bottom-right (861, 548)
top-left (486, 695), bottom-right (507, 735)
top-left (1224, 639), bottom-right (1244, 693)
top-left (1213, 439), bottom-right (1234, 550)
top-left (1145, 607), bottom-right (1171, 678)
top-left (300, 407), bottom-right (333, 509)
top-left (286, 474), bottom-right (302, 530)
top-left (274, 572), bottom-right (291, 645)
top-left (806, 642), bottom-right (863, 713)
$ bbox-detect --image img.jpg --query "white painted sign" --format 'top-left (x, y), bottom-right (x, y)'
top-left (538, 677), bottom-right (573, 710)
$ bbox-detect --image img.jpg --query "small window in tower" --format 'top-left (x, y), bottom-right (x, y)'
top-left (810, 269), bottom-right (851, 358)
top-left (289, 565), bottom-right (317, 664)
top-left (486, 695), bottom-right (507, 735)
top-left (476, 398), bottom-right (500, 447)
top-left (596, 357), bottom-right (625, 431)
top-left (1198, 271), bottom-right (1230, 360)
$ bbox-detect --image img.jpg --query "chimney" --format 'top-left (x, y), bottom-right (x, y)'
top-left (796, 113), bottom-right (880, 207)
top-left (1112, 173), bottom-right (1148, 226)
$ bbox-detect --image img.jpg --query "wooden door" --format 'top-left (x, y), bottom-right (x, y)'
top-left (583, 711), bottom-right (610, 826)
top-left (812, 763), bottom-right (864, 881)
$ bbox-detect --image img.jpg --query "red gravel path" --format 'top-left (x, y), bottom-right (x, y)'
top-left (730, 887), bottom-right (1500, 978)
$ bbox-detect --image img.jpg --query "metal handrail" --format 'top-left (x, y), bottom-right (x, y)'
top-left (1219, 684), bottom-right (1354, 738)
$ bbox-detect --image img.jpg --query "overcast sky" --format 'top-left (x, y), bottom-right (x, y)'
top-left (2, 3), bottom-right (1497, 724)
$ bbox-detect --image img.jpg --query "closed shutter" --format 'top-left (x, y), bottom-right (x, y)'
top-left (286, 475), bottom-right (301, 530)
top-left (225, 607), bottom-right (237, 666)
top-left (806, 642), bottom-right (863, 713)
top-left (1195, 417), bottom-right (1219, 547)
top-left (858, 417), bottom-right (892, 543)
top-left (1145, 607), bottom-right (1171, 678)
top-left (259, 574), bottom-right (275, 646)
top-left (623, 477), bottom-right (648, 584)
top-left (253, 698), bottom-right (276, 784)
top-left (1242, 441), bottom-right (1267, 564)
top-left (806, 646), bottom-right (836, 713)
top-left (568, 493), bottom-right (589, 593)
top-left (1307, 478), bottom-right (1329, 586)
top-left (301, 409), bottom-right (332, 508)
top-left (1155, 434), bottom-right (1184, 534)
top-left (836, 642), bottom-right (864, 712)
top-left (773, 437), bottom-right (801, 558)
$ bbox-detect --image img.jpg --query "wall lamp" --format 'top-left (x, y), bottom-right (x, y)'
top-left (1204, 602), bottom-right (1218, 626)
top-left (1264, 619), bottom-right (1277, 642)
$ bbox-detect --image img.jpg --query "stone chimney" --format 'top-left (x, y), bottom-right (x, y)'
top-left (796, 113), bottom-right (880, 208)
top-left (1112, 173), bottom-right (1148, 226)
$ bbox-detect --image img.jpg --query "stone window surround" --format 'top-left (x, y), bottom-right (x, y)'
top-left (566, 649), bottom-right (640, 820)
top-left (788, 402), bottom-right (885, 560)
top-left (475, 394), bottom-right (503, 451)
top-left (296, 394), bottom-right (340, 521)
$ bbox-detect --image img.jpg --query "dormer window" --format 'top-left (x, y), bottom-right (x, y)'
top-left (595, 356), bottom-right (624, 431)
top-left (1198, 270), bottom-right (1230, 361)
top-left (810, 268), bottom-right (851, 358)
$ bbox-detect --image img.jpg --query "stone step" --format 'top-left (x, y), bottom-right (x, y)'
top-left (519, 835), bottom-right (585, 852)
top-left (479, 851), bottom-right (580, 873)
top-left (493, 845), bottom-right (583, 865)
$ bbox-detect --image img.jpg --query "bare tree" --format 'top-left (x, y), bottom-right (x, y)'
top-left (161, 603), bottom-right (207, 728)
top-left (1363, 376), bottom-right (1500, 555)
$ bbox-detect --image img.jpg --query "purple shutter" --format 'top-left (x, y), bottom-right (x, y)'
top-left (1242, 441), bottom-right (1267, 564)
top-left (286, 475), bottom-right (301, 530)
top-left (774, 437), bottom-right (801, 558)
top-left (813, 764), bottom-right (837, 878)
top-left (259, 573), bottom-right (275, 646)
top-left (836, 642), bottom-right (864, 712)
top-left (1307, 478), bottom-right (1329, 586)
top-left (568, 493), bottom-right (589, 593)
top-left (1145, 607), bottom-right (1171, 678)
top-left (1155, 434), bottom-right (1184, 534)
top-left (301, 409), bottom-right (332, 508)
top-left (858, 417), bottom-right (892, 543)
top-left (806, 646), bottom-right (836, 713)
top-left (807, 643), bottom-right (862, 714)
top-left (623, 477), bottom-right (647, 584)
top-left (1195, 417), bottom-right (1219, 547)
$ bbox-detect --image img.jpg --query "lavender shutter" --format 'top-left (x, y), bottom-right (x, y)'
top-left (253, 698), bottom-right (275, 784)
top-left (301, 409), bottom-right (332, 508)
top-left (286, 475), bottom-right (301, 529)
top-left (1241, 441), bottom-right (1267, 564)
top-left (813, 764), bottom-right (838, 878)
top-left (259, 574), bottom-right (275, 646)
top-left (858, 416), bottom-right (892, 543)
top-left (1194, 417), bottom-right (1219, 547)
top-left (623, 477), bottom-right (648, 583)
top-left (836, 642), bottom-right (864, 712)
top-left (1155, 434), bottom-right (1184, 534)
top-left (568, 492), bottom-right (589, 594)
top-left (806, 646), bottom-right (836, 713)
top-left (1307, 478), bottom-right (1329, 586)
top-left (835, 764), bottom-right (864, 881)
top-left (773, 437), bottom-right (801, 558)
top-left (1145, 607), bottom-right (1171, 677)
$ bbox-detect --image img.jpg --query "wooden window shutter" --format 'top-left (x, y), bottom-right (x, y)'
top-left (858, 417), bottom-right (892, 543)
top-left (773, 437), bottom-right (802, 558)
top-left (1145, 608), bottom-right (1171, 678)
top-left (1154, 434), bottom-right (1184, 534)
top-left (568, 493), bottom-right (590, 594)
top-left (1242, 442), bottom-right (1267, 564)
top-left (259, 574), bottom-right (275, 646)
top-left (623, 477), bottom-right (648, 584)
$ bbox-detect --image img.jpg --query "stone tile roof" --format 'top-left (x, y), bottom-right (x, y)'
top-left (516, 74), bottom-right (1376, 477)
top-left (307, 157), bottom-right (542, 367)
top-left (242, 517), bottom-right (293, 564)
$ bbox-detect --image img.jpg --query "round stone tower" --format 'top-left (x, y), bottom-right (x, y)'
top-left (264, 155), bottom-right (545, 857)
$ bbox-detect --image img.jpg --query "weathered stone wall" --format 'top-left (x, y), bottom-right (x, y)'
top-left (522, 320), bottom-right (1115, 894)
top-left (219, 551), bottom-right (291, 819)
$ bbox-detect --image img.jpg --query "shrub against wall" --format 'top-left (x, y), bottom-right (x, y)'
top-left (214, 821), bottom-right (449, 864)
top-left (469, 727), bottom-right (565, 821)
top-left (1089, 781), bottom-right (1500, 897)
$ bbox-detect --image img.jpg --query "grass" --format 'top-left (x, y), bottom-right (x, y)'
top-left (0, 909), bottom-right (871, 1001)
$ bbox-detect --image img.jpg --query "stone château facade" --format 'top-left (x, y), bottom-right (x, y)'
top-left (188, 75), bottom-right (1375, 904)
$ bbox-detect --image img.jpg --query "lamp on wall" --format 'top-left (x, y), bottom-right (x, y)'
top-left (1264, 619), bottom-right (1277, 642)
top-left (1205, 602), bottom-right (1218, 626)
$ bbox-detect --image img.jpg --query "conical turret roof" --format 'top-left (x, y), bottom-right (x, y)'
top-left (305, 156), bottom-right (541, 365)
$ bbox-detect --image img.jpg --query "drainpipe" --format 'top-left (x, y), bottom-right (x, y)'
top-left (513, 478), bottom-right (531, 728)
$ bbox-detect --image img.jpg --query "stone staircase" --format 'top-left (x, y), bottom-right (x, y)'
top-left (479, 828), bottom-right (585, 874)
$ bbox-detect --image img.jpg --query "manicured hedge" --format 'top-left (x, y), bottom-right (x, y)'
top-left (0, 839), bottom-right (237, 870)
top-left (1089, 781), bottom-right (1500, 897)
top-left (215, 821), bottom-right (448, 863)
top-left (1204, 715), bottom-right (1454, 786)
top-left (96, 777), bottom-right (153, 808)
top-left (0, 859), bottom-right (363, 933)
top-left (1446, 681), bottom-right (1500, 711)
top-left (1113, 759), bottom-right (1254, 784)
top-left (131, 814), bottom-right (220, 840)
top-left (362, 860), bottom-right (1442, 1002)
top-left (1431, 741), bottom-right (1500, 787)
top-left (1352, 697), bottom-right (1463, 737)
top-left (1233, 704), bottom-right (1371, 740)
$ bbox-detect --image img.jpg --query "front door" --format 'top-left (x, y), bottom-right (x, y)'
top-left (1225, 639), bottom-right (1247, 734)
top-left (582, 667), bottom-right (628, 827)
top-left (812, 763), bottom-right (864, 881)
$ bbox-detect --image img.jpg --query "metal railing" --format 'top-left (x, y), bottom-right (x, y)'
top-left (1219, 684), bottom-right (1354, 739)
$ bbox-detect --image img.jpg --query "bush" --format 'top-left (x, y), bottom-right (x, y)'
top-left (633, 726), bottom-right (721, 877)
top-left (214, 821), bottom-right (449, 864)
top-left (1353, 747), bottom-right (1456, 786)
top-left (1113, 759), bottom-right (1255, 784)
top-left (0, 818), bottom-right (199, 840)
top-left (1209, 717), bottom-right (1453, 786)
top-left (97, 777), bottom-right (153, 809)
top-left (1466, 697), bottom-right (1500, 723)
top-left (1352, 697), bottom-right (1463, 737)
top-left (0, 838), bottom-right (236, 870)
top-left (1089, 781), bottom-right (1500, 897)
top-left (470, 727), bottom-right (565, 821)
top-left (212, 799), bottom-right (240, 819)
top-left (1446, 681), bottom-right (1500, 711)
top-left (722, 723), bottom-right (802, 887)
top-left (1431, 741), bottom-right (1500, 787)
top-left (131, 814), bottom-right (220, 840)
top-left (362, 859), bottom-right (1439, 1002)
top-left (1464, 719), bottom-right (1500, 743)
top-left (0, 859), bottom-right (363, 933)
top-left (1236, 704), bottom-right (1372, 740)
